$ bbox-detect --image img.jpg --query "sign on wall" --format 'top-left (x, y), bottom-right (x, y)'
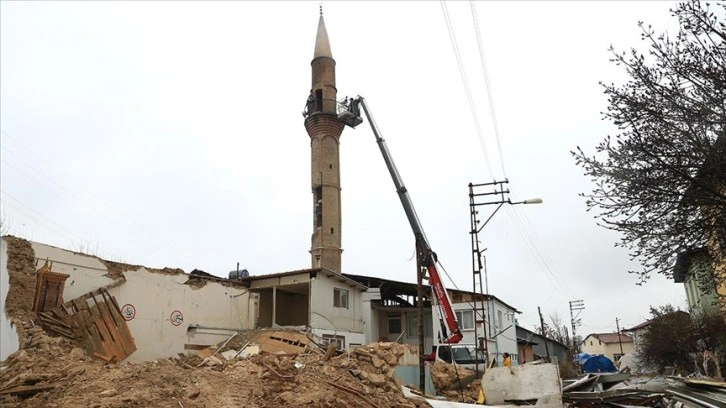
top-left (170, 310), bottom-right (183, 326)
top-left (121, 304), bottom-right (136, 321)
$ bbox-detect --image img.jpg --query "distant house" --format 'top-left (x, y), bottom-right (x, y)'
top-left (580, 332), bottom-right (633, 362)
top-left (516, 326), bottom-right (569, 364)
top-left (673, 248), bottom-right (721, 314)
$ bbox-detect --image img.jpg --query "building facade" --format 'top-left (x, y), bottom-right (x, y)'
top-left (581, 332), bottom-right (633, 362)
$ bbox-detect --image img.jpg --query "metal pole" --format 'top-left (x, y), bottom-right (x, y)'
top-left (417, 239), bottom-right (425, 394)
top-left (616, 317), bottom-right (624, 356)
top-left (538, 307), bottom-right (550, 361)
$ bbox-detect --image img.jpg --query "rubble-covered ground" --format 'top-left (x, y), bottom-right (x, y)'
top-left (429, 362), bottom-right (481, 403)
top-left (0, 324), bottom-right (435, 408)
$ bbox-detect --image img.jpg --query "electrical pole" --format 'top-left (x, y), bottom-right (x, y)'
top-left (416, 239), bottom-right (425, 394)
top-left (615, 317), bottom-right (624, 356)
top-left (538, 307), bottom-right (550, 361)
top-left (569, 300), bottom-right (585, 352)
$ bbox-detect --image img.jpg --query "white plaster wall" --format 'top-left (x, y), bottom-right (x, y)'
top-left (310, 275), bottom-right (362, 333)
top-left (432, 299), bottom-right (519, 366)
top-left (30, 241), bottom-right (116, 298)
top-left (0, 239), bottom-right (20, 361)
top-left (16, 241), bottom-right (258, 362)
top-left (109, 268), bottom-right (258, 362)
top-left (361, 289), bottom-right (380, 344)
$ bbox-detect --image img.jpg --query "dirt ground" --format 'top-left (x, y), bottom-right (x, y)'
top-left (1, 323), bottom-right (435, 408)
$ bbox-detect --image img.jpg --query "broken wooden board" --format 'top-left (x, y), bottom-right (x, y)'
top-left (36, 288), bottom-right (136, 363)
top-left (251, 330), bottom-right (310, 354)
top-left (0, 382), bottom-right (63, 397)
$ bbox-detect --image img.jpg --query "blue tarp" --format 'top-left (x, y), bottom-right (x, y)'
top-left (576, 353), bottom-right (617, 373)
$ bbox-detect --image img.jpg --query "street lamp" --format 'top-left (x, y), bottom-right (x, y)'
top-left (468, 181), bottom-right (542, 374)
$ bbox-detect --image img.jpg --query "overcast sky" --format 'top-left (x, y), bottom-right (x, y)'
top-left (1, 1), bottom-right (689, 335)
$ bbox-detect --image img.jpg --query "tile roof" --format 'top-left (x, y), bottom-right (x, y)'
top-left (584, 332), bottom-right (633, 344)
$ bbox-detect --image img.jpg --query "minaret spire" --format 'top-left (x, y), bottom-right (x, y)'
top-left (303, 11), bottom-right (345, 273)
top-left (314, 8), bottom-right (332, 59)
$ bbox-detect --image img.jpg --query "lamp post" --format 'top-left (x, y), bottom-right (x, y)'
top-left (469, 181), bottom-right (541, 374)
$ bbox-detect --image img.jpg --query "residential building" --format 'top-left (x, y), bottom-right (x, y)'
top-left (580, 332), bottom-right (633, 362)
top-left (516, 326), bottom-right (569, 364)
top-left (345, 273), bottom-right (519, 367)
top-left (674, 248), bottom-right (720, 313)
top-left (239, 269), bottom-right (368, 348)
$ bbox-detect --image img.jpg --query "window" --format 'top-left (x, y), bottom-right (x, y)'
top-left (322, 334), bottom-right (345, 349)
top-left (314, 187), bottom-right (323, 228)
top-left (315, 89), bottom-right (323, 112)
top-left (497, 310), bottom-right (503, 330)
top-left (613, 353), bottom-right (623, 362)
top-left (455, 310), bottom-right (474, 330)
top-left (388, 313), bottom-right (402, 334)
top-left (590, 341), bottom-right (593, 346)
top-left (333, 288), bottom-right (348, 309)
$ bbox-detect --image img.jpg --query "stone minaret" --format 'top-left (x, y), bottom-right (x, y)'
top-left (304, 11), bottom-right (345, 273)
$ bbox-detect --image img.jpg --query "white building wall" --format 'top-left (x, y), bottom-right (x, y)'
top-left (434, 299), bottom-right (518, 366)
top-left (0, 239), bottom-right (20, 361)
top-left (361, 289), bottom-right (380, 344)
top-left (309, 274), bottom-right (362, 333)
top-left (3, 240), bottom-right (258, 363)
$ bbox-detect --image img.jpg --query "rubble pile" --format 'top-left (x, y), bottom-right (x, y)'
top-left (0, 326), bottom-right (432, 408)
top-left (429, 362), bottom-right (481, 402)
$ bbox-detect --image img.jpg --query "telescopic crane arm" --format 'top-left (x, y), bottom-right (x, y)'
top-left (342, 96), bottom-right (463, 344)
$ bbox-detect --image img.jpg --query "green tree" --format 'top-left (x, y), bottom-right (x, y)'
top-left (637, 305), bottom-right (696, 373)
top-left (572, 1), bottom-right (726, 283)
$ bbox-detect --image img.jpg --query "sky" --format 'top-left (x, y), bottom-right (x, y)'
top-left (1, 1), bottom-right (690, 336)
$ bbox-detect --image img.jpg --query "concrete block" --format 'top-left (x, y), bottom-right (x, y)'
top-left (481, 363), bottom-right (561, 405)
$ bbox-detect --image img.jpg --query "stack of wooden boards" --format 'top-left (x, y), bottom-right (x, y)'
top-left (37, 288), bottom-right (136, 363)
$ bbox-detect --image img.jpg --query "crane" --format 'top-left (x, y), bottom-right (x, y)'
top-left (338, 96), bottom-right (463, 345)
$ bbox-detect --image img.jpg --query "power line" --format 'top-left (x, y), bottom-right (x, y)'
top-left (469, 0), bottom-right (506, 178)
top-left (439, 0), bottom-right (494, 178)
top-left (1, 129), bottom-right (190, 264)
top-left (1, 151), bottom-right (172, 260)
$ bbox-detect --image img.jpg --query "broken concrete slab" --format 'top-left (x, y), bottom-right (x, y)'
top-left (481, 363), bottom-right (562, 406)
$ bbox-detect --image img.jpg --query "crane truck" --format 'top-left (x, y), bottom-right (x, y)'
top-left (338, 96), bottom-right (486, 369)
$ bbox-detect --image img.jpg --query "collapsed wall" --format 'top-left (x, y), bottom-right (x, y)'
top-left (0, 236), bottom-right (259, 363)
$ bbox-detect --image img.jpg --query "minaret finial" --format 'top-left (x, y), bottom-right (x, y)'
top-left (319, 3), bottom-right (323, 16)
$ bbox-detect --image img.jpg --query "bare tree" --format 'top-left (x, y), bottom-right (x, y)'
top-left (572, 1), bottom-right (726, 284)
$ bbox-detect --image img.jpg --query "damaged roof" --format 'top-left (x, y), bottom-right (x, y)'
top-left (240, 268), bottom-right (368, 290)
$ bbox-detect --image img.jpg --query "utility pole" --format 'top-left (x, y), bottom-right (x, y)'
top-left (569, 300), bottom-right (585, 352)
top-left (469, 181), bottom-right (543, 372)
top-left (615, 317), bottom-right (624, 356)
top-left (416, 239), bottom-right (425, 394)
top-left (538, 307), bottom-right (550, 361)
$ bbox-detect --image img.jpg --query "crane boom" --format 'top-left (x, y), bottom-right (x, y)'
top-left (347, 96), bottom-right (463, 344)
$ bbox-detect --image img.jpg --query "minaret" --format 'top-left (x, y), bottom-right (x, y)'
top-left (304, 9), bottom-right (345, 273)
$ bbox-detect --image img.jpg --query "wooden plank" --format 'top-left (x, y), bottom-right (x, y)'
top-left (101, 291), bottom-right (136, 354)
top-left (97, 301), bottom-right (130, 359)
top-left (0, 382), bottom-right (62, 396)
top-left (92, 307), bottom-right (119, 360)
top-left (97, 293), bottom-right (133, 358)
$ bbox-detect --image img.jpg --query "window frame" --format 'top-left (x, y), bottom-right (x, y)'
top-left (333, 287), bottom-right (349, 309)
top-left (454, 309), bottom-right (475, 331)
